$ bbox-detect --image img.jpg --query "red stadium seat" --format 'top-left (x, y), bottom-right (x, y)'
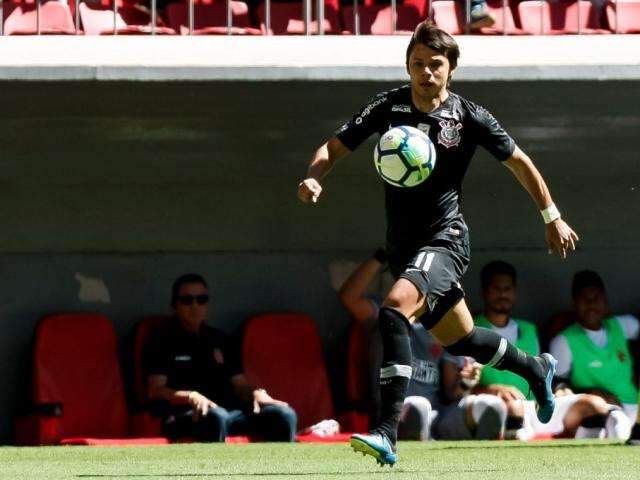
top-left (2, 0), bottom-right (76, 35)
top-left (14, 313), bottom-right (168, 445)
top-left (242, 313), bottom-right (335, 430)
top-left (605, 0), bottom-right (640, 33)
top-left (165, 1), bottom-right (262, 35)
top-left (341, 4), bottom-right (423, 34)
top-left (431, 0), bottom-right (464, 34)
top-left (256, 1), bottom-right (341, 35)
top-left (79, 2), bottom-right (176, 35)
top-left (243, 312), bottom-right (368, 437)
top-left (478, 0), bottom-right (525, 34)
top-left (518, 0), bottom-right (606, 34)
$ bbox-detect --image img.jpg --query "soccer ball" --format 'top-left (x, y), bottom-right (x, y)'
top-left (373, 126), bottom-right (436, 188)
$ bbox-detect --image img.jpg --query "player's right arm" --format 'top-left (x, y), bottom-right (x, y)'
top-left (298, 137), bottom-right (351, 203)
top-left (298, 92), bottom-right (390, 203)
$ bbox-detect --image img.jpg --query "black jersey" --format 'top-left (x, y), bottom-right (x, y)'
top-left (335, 85), bottom-right (515, 252)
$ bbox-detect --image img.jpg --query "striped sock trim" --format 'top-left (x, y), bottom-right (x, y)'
top-left (485, 338), bottom-right (507, 367)
top-left (380, 364), bottom-right (413, 379)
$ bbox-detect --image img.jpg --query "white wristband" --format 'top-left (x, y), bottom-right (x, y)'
top-left (540, 203), bottom-right (561, 224)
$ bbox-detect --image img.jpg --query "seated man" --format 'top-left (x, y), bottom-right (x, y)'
top-left (550, 270), bottom-right (639, 424)
top-left (340, 249), bottom-right (507, 441)
top-left (476, 262), bottom-right (630, 439)
top-left (144, 273), bottom-right (297, 442)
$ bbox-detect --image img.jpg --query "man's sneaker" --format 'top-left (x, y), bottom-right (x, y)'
top-left (627, 423), bottom-right (640, 445)
top-left (468, 4), bottom-right (496, 30)
top-left (350, 431), bottom-right (397, 467)
top-left (532, 353), bottom-right (557, 424)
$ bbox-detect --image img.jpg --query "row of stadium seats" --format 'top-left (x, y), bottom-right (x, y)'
top-left (2, 0), bottom-right (639, 35)
top-left (14, 312), bottom-right (368, 445)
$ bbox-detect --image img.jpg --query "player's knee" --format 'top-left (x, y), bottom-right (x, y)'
top-left (403, 395), bottom-right (432, 417)
top-left (580, 394), bottom-right (610, 416)
top-left (378, 306), bottom-right (410, 337)
top-left (472, 394), bottom-right (507, 440)
top-left (399, 396), bottom-right (432, 441)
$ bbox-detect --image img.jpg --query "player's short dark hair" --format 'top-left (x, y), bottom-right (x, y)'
top-left (171, 273), bottom-right (208, 307)
top-left (480, 260), bottom-right (517, 289)
top-left (406, 20), bottom-right (460, 71)
top-left (572, 270), bottom-right (605, 298)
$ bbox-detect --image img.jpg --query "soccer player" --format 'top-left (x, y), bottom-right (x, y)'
top-left (298, 21), bottom-right (578, 466)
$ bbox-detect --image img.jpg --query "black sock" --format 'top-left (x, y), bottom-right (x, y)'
top-left (376, 307), bottom-right (412, 445)
top-left (506, 416), bottom-right (525, 431)
top-left (444, 327), bottom-right (544, 387)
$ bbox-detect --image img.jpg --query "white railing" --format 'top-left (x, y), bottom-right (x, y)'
top-left (0, 0), bottom-right (625, 36)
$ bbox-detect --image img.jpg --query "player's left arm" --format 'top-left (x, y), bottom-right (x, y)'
top-left (503, 146), bottom-right (579, 259)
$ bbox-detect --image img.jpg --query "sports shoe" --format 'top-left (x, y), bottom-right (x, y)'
top-left (468, 4), bottom-right (496, 30)
top-left (350, 431), bottom-right (397, 467)
top-left (627, 423), bottom-right (640, 446)
top-left (532, 353), bottom-right (557, 424)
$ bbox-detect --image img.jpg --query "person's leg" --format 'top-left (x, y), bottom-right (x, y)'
top-left (398, 396), bottom-right (432, 441)
top-left (503, 398), bottom-right (525, 440)
top-left (469, 394), bottom-right (507, 440)
top-left (250, 404), bottom-right (298, 442)
top-left (375, 279), bottom-right (425, 444)
top-left (434, 395), bottom-right (505, 441)
top-left (350, 278), bottom-right (424, 465)
top-left (429, 299), bottom-right (556, 423)
top-left (193, 407), bottom-right (231, 442)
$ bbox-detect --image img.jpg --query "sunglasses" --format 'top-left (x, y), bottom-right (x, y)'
top-left (177, 295), bottom-right (209, 306)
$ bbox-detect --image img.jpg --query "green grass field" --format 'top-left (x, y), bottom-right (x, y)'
top-left (1, 440), bottom-right (638, 480)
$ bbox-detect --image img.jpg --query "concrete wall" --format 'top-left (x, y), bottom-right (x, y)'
top-left (0, 81), bottom-right (638, 442)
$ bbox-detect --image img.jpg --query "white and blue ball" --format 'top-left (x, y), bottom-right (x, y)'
top-left (373, 126), bottom-right (436, 188)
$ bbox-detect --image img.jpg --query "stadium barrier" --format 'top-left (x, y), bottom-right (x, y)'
top-left (0, 0), bottom-right (633, 36)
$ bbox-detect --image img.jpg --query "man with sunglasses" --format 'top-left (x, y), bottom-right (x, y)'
top-left (144, 273), bottom-right (297, 442)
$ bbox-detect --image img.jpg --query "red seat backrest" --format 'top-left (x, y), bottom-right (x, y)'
top-left (606, 1), bottom-right (640, 33)
top-left (342, 4), bottom-right (423, 34)
top-left (132, 316), bottom-right (172, 406)
top-left (431, 0), bottom-right (464, 34)
top-left (518, 0), bottom-right (599, 33)
top-left (345, 322), bottom-right (370, 405)
top-left (32, 313), bottom-right (128, 438)
top-left (256, 1), bottom-right (341, 34)
top-left (165, 1), bottom-right (253, 31)
top-left (484, 0), bottom-right (519, 31)
top-left (3, 1), bottom-right (76, 35)
top-left (242, 313), bottom-right (333, 429)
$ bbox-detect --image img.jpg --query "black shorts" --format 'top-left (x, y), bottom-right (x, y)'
top-left (388, 227), bottom-right (470, 328)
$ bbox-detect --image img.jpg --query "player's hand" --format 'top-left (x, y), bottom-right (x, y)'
top-left (188, 391), bottom-right (217, 421)
top-left (484, 384), bottom-right (525, 402)
top-left (459, 357), bottom-right (482, 388)
top-left (298, 178), bottom-right (322, 204)
top-left (252, 389), bottom-right (289, 414)
top-left (545, 219), bottom-right (579, 259)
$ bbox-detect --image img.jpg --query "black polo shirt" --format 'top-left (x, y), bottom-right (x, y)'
top-left (144, 319), bottom-right (243, 409)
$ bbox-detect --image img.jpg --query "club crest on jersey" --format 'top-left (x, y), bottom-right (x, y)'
top-left (437, 119), bottom-right (462, 148)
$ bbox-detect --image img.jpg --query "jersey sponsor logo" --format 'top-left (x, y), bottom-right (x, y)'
top-left (174, 355), bottom-right (192, 362)
top-left (354, 96), bottom-right (388, 125)
top-left (213, 348), bottom-right (225, 364)
top-left (589, 360), bottom-right (603, 368)
top-left (391, 104), bottom-right (411, 113)
top-left (437, 119), bottom-right (463, 148)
